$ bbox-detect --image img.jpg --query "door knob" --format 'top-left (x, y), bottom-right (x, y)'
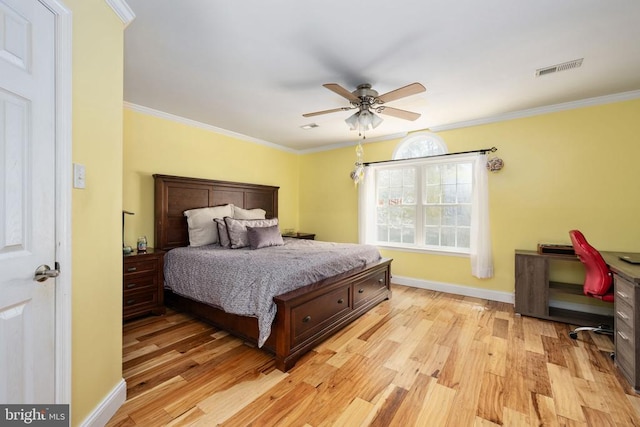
top-left (34, 263), bottom-right (60, 282)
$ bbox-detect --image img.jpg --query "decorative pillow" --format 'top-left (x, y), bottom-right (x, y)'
top-left (247, 224), bottom-right (284, 250)
top-left (224, 217), bottom-right (279, 249)
top-left (183, 204), bottom-right (234, 246)
top-left (232, 205), bottom-right (266, 220)
top-left (214, 217), bottom-right (231, 248)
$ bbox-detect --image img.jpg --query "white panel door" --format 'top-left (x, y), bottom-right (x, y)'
top-left (0, 0), bottom-right (56, 403)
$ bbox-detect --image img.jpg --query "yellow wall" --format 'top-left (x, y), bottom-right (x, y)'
top-left (123, 109), bottom-right (300, 248)
top-left (68, 0), bottom-right (124, 424)
top-left (299, 99), bottom-right (640, 293)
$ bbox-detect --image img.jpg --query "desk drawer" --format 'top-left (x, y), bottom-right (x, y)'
top-left (616, 297), bottom-right (634, 331)
top-left (615, 276), bottom-right (635, 306)
top-left (616, 319), bottom-right (635, 371)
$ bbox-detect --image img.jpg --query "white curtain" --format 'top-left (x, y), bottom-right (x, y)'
top-left (470, 154), bottom-right (494, 278)
top-left (358, 167), bottom-right (375, 244)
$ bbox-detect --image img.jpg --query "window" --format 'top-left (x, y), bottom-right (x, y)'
top-left (360, 133), bottom-right (475, 254)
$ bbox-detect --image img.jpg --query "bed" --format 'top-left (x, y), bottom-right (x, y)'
top-left (154, 174), bottom-right (392, 371)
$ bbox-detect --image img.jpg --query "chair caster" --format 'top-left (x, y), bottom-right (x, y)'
top-left (569, 331), bottom-right (578, 339)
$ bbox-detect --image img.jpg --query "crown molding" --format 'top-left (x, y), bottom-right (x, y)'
top-left (430, 90), bottom-right (640, 132)
top-left (125, 90), bottom-right (640, 155)
top-left (123, 102), bottom-right (298, 154)
top-left (105, 0), bottom-right (135, 27)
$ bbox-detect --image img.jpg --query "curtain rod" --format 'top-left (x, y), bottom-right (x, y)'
top-left (363, 146), bottom-right (497, 166)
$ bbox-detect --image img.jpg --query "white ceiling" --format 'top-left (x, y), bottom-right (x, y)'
top-left (123, 0), bottom-right (640, 152)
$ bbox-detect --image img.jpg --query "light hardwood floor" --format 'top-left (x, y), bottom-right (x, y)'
top-left (107, 284), bottom-right (640, 426)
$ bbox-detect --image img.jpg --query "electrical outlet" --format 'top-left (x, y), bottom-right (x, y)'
top-left (73, 163), bottom-right (86, 189)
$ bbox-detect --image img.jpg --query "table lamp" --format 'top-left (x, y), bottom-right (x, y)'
top-left (122, 210), bottom-right (134, 254)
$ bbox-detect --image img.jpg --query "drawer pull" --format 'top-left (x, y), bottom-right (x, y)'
top-left (127, 283), bottom-right (137, 289)
top-left (337, 298), bottom-right (344, 304)
top-left (378, 278), bottom-right (384, 284)
top-left (302, 315), bottom-right (311, 323)
top-left (617, 310), bottom-right (630, 320)
top-left (358, 289), bottom-right (364, 294)
top-left (616, 291), bottom-right (629, 299)
top-left (127, 267), bottom-right (137, 273)
top-left (617, 331), bottom-right (630, 342)
top-left (126, 299), bottom-right (136, 305)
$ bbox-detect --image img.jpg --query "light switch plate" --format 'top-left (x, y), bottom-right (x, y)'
top-left (73, 163), bottom-right (86, 189)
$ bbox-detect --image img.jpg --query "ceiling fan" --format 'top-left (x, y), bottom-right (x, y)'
top-left (303, 82), bottom-right (426, 131)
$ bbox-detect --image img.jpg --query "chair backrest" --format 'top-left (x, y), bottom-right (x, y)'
top-left (569, 230), bottom-right (612, 298)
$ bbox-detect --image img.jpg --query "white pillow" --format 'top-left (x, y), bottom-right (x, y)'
top-left (233, 205), bottom-right (266, 220)
top-left (183, 204), bottom-right (233, 246)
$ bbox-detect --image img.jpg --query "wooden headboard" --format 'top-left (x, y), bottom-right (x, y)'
top-left (153, 174), bottom-right (279, 250)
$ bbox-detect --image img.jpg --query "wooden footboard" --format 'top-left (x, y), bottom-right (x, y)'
top-left (164, 258), bottom-right (392, 371)
top-left (154, 174), bottom-right (392, 371)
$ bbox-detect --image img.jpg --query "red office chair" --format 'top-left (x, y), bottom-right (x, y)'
top-left (568, 230), bottom-right (614, 339)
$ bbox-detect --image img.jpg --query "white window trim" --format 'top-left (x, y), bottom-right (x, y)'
top-left (359, 152), bottom-right (477, 256)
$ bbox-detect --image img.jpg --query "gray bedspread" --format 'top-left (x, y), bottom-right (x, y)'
top-left (164, 238), bottom-right (381, 346)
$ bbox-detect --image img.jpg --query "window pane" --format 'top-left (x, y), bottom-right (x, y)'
top-left (403, 206), bottom-right (416, 225)
top-left (377, 207), bottom-right (388, 224)
top-left (377, 225), bottom-right (388, 242)
top-left (402, 227), bottom-right (415, 244)
top-left (403, 186), bottom-right (416, 204)
top-left (378, 170), bottom-right (389, 187)
top-left (442, 184), bottom-right (456, 203)
top-left (457, 227), bottom-right (470, 248)
top-left (426, 185), bottom-right (441, 203)
top-left (389, 207), bottom-right (403, 225)
top-left (425, 206), bottom-right (440, 226)
top-left (442, 164), bottom-right (456, 184)
top-left (457, 163), bottom-right (472, 184)
top-left (425, 165), bottom-right (440, 185)
top-left (425, 227), bottom-right (440, 245)
top-left (457, 205), bottom-right (471, 226)
top-left (389, 170), bottom-right (403, 187)
top-left (457, 183), bottom-right (472, 203)
top-left (442, 206), bottom-right (456, 226)
top-left (389, 227), bottom-right (402, 243)
top-left (441, 227), bottom-right (455, 247)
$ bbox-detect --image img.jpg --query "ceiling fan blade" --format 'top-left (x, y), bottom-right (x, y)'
top-left (302, 107), bottom-right (349, 118)
top-left (377, 82), bottom-right (426, 104)
top-left (378, 106), bottom-right (421, 121)
top-left (323, 83), bottom-right (360, 103)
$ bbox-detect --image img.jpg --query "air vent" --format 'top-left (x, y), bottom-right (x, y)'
top-left (536, 58), bottom-right (583, 77)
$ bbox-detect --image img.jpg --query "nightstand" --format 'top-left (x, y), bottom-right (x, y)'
top-left (284, 232), bottom-right (315, 240)
top-left (123, 248), bottom-right (165, 321)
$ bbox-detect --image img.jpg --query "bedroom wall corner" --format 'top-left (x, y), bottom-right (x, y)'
top-left (122, 108), bottom-right (300, 248)
top-left (67, 0), bottom-right (125, 425)
top-left (298, 98), bottom-right (640, 295)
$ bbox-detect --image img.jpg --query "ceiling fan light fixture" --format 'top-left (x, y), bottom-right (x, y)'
top-left (345, 112), bottom-right (359, 130)
top-left (345, 109), bottom-right (383, 132)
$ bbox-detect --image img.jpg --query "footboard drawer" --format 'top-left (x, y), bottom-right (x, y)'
top-left (354, 271), bottom-right (388, 309)
top-left (291, 286), bottom-right (351, 346)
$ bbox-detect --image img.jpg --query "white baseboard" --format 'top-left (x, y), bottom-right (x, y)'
top-left (80, 378), bottom-right (126, 427)
top-left (392, 275), bottom-right (515, 304)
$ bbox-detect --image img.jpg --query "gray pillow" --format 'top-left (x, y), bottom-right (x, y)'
top-left (214, 217), bottom-right (231, 248)
top-left (224, 217), bottom-right (279, 249)
top-left (247, 225), bottom-right (284, 249)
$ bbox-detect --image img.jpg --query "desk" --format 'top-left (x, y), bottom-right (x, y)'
top-left (515, 250), bottom-right (640, 391)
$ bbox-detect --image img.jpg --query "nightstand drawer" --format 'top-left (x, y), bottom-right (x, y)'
top-left (123, 272), bottom-right (157, 293)
top-left (123, 290), bottom-right (158, 311)
top-left (123, 258), bottom-right (158, 275)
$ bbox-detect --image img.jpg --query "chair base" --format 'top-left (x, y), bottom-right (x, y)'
top-left (568, 324), bottom-right (613, 339)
